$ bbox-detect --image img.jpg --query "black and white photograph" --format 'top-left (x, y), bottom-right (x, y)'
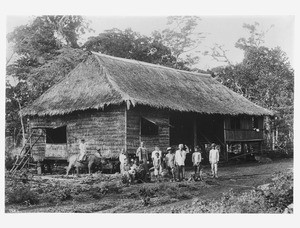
top-left (2, 0), bottom-right (297, 223)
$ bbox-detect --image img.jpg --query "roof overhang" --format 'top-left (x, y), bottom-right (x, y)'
top-left (142, 117), bottom-right (173, 127)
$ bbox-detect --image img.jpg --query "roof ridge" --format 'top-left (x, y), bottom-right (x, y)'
top-left (91, 51), bottom-right (211, 78)
top-left (93, 54), bottom-right (135, 108)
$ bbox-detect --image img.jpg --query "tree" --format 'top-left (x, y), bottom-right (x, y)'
top-left (153, 16), bottom-right (205, 68)
top-left (7, 16), bottom-right (92, 57)
top-left (210, 23), bottom-right (294, 149)
top-left (6, 81), bottom-right (31, 146)
top-left (235, 22), bottom-right (274, 51)
top-left (6, 16), bottom-right (92, 147)
top-left (83, 28), bottom-right (177, 67)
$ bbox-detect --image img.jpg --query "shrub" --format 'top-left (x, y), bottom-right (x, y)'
top-left (262, 172), bottom-right (293, 211)
top-left (5, 154), bottom-right (16, 171)
top-left (169, 171), bottom-right (293, 213)
top-left (6, 183), bottom-right (39, 205)
top-left (99, 181), bottom-right (122, 194)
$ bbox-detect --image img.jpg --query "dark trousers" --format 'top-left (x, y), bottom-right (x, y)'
top-left (177, 165), bottom-right (185, 181)
top-left (194, 164), bottom-right (202, 176)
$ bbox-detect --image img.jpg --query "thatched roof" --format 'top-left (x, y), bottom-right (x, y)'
top-left (22, 52), bottom-right (273, 116)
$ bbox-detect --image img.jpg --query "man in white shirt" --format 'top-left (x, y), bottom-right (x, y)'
top-left (175, 144), bottom-right (189, 181)
top-left (78, 139), bottom-right (87, 162)
top-left (209, 143), bottom-right (220, 178)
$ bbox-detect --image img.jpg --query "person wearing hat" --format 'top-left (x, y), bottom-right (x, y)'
top-left (165, 147), bottom-right (175, 181)
top-left (78, 138), bottom-right (87, 162)
top-left (192, 147), bottom-right (203, 181)
top-left (209, 143), bottom-right (219, 178)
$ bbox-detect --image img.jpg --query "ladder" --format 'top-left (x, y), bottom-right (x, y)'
top-left (10, 129), bottom-right (43, 174)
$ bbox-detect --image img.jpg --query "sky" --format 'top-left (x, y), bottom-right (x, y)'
top-left (6, 15), bottom-right (294, 70)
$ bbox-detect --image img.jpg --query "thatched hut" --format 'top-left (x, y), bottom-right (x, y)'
top-left (22, 52), bottom-right (273, 165)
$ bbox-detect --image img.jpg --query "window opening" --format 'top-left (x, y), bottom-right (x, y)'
top-left (46, 126), bottom-right (67, 143)
top-left (141, 117), bottom-right (159, 136)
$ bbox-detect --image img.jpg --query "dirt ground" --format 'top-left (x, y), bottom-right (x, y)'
top-left (6, 158), bottom-right (293, 213)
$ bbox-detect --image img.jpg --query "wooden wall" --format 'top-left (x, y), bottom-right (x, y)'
top-left (224, 115), bottom-right (264, 142)
top-left (29, 129), bottom-right (46, 161)
top-left (29, 105), bottom-right (126, 161)
top-left (126, 105), bottom-right (170, 155)
top-left (224, 116), bottom-right (264, 130)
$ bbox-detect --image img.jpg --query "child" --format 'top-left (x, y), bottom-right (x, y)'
top-left (192, 147), bottom-right (203, 181)
top-left (128, 159), bottom-right (138, 183)
top-left (153, 152), bottom-right (161, 182)
top-left (131, 158), bottom-right (139, 171)
top-left (209, 143), bottom-right (219, 178)
top-left (151, 146), bottom-right (162, 161)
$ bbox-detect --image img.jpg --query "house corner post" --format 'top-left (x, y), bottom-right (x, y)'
top-left (193, 116), bottom-right (197, 149)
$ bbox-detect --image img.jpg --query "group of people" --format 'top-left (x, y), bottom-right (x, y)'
top-left (119, 142), bottom-right (220, 183)
top-left (77, 138), bottom-right (220, 182)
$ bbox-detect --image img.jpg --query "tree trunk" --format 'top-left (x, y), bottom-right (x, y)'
top-left (16, 97), bottom-right (26, 147)
top-left (275, 126), bottom-right (278, 146)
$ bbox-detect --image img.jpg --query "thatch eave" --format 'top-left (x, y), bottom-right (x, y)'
top-left (22, 52), bottom-right (274, 117)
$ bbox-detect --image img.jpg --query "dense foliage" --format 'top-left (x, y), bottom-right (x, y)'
top-left (210, 23), bottom-right (294, 150)
top-left (6, 16), bottom-right (92, 145)
top-left (84, 28), bottom-right (177, 67)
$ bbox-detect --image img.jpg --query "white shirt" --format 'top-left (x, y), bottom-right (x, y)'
top-left (165, 153), bottom-right (175, 168)
top-left (79, 142), bottom-right (87, 155)
top-left (153, 156), bottom-right (161, 169)
top-left (175, 149), bottom-right (187, 166)
top-left (119, 153), bottom-right (127, 164)
top-left (151, 150), bottom-right (162, 160)
top-left (192, 152), bottom-right (202, 165)
top-left (209, 149), bottom-right (219, 163)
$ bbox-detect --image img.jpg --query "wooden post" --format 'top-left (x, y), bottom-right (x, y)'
top-left (193, 116), bottom-right (197, 149)
top-left (168, 112), bottom-right (171, 147)
top-left (260, 141), bottom-right (263, 155)
top-left (124, 105), bottom-right (127, 153)
top-left (241, 142), bottom-right (245, 161)
top-left (37, 161), bottom-right (42, 175)
top-left (224, 118), bottom-right (228, 162)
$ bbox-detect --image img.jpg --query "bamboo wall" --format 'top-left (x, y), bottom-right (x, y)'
top-left (29, 105), bottom-right (126, 161)
top-left (126, 105), bottom-right (170, 155)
